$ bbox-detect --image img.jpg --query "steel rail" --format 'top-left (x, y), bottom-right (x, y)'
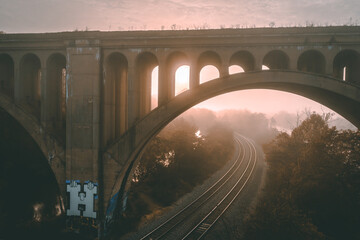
top-left (139, 134), bottom-right (246, 240)
top-left (181, 135), bottom-right (257, 240)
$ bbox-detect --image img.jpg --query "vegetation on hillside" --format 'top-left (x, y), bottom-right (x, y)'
top-left (243, 114), bottom-right (360, 239)
top-left (113, 117), bottom-right (235, 236)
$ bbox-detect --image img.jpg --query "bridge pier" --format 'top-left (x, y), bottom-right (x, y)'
top-left (127, 61), bottom-right (138, 127)
top-left (65, 40), bottom-right (102, 216)
top-left (158, 60), bottom-right (169, 105)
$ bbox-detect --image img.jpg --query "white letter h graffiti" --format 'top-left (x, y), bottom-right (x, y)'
top-left (66, 180), bottom-right (97, 218)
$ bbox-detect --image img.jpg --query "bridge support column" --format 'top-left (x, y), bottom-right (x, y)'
top-left (190, 59), bottom-right (199, 90)
top-left (40, 66), bottom-right (47, 125)
top-left (127, 61), bottom-right (138, 127)
top-left (158, 61), bottom-right (169, 106)
top-left (65, 39), bottom-right (102, 217)
top-left (289, 56), bottom-right (298, 71)
top-left (13, 56), bottom-right (21, 103)
top-left (253, 52), bottom-right (264, 71)
top-left (325, 61), bottom-right (333, 75)
top-left (219, 64), bottom-right (229, 78)
top-left (254, 59), bottom-right (263, 71)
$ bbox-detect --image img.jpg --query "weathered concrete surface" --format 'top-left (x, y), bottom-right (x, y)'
top-left (65, 40), bottom-right (101, 182)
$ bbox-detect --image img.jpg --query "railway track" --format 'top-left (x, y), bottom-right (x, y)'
top-left (181, 135), bottom-right (257, 240)
top-left (137, 134), bottom-right (257, 240)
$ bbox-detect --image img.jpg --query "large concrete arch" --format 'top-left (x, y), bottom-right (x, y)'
top-left (0, 92), bottom-right (66, 195)
top-left (0, 104), bottom-right (65, 233)
top-left (104, 70), bottom-right (360, 221)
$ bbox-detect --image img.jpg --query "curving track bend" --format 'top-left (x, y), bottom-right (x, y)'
top-left (134, 133), bottom-right (259, 240)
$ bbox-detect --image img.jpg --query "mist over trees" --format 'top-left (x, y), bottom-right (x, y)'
top-left (181, 108), bottom-right (356, 143)
top-left (181, 108), bottom-right (279, 144)
top-left (270, 110), bottom-right (357, 132)
top-left (113, 116), bottom-right (234, 237)
top-left (243, 114), bottom-right (360, 239)
top-left (113, 107), bottom-right (357, 238)
top-left (217, 110), bottom-right (278, 144)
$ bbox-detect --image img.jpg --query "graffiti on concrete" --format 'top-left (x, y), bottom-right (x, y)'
top-left (66, 180), bottom-right (98, 218)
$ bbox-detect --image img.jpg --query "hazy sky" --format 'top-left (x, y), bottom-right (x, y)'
top-left (1, 0), bottom-right (359, 125)
top-left (0, 0), bottom-right (359, 32)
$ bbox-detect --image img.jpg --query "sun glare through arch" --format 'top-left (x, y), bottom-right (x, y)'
top-left (151, 66), bottom-right (158, 110)
top-left (175, 65), bottom-right (190, 96)
top-left (200, 65), bottom-right (219, 84)
top-left (229, 65), bottom-right (245, 74)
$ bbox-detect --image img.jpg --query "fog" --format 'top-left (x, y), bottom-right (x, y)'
top-left (178, 107), bottom-right (357, 144)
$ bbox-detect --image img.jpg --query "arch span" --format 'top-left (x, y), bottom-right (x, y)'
top-left (104, 70), bottom-right (360, 221)
top-left (0, 92), bottom-right (65, 195)
top-left (0, 104), bottom-right (65, 235)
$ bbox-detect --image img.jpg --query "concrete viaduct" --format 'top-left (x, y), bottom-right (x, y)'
top-left (0, 26), bottom-right (359, 229)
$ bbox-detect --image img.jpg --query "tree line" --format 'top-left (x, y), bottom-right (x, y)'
top-left (112, 117), bottom-right (235, 237)
top-left (243, 114), bottom-right (360, 239)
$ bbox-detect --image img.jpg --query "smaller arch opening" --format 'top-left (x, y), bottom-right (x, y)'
top-left (198, 51), bottom-right (221, 69)
top-left (20, 53), bottom-right (42, 120)
top-left (136, 52), bottom-right (159, 117)
top-left (200, 65), bottom-right (220, 84)
top-left (103, 52), bottom-right (128, 146)
top-left (46, 53), bottom-right (66, 143)
top-left (229, 51), bottom-right (255, 72)
top-left (166, 52), bottom-right (189, 98)
top-left (151, 66), bottom-right (159, 110)
top-left (263, 50), bottom-right (289, 70)
top-left (0, 54), bottom-right (14, 98)
top-left (297, 50), bottom-right (326, 74)
top-left (229, 65), bottom-right (244, 74)
top-left (333, 50), bottom-right (360, 84)
top-left (175, 65), bottom-right (190, 96)
top-left (262, 65), bottom-right (270, 70)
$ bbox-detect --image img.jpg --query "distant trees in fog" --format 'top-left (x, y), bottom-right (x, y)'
top-left (242, 113), bottom-right (360, 239)
top-left (181, 108), bottom-right (279, 144)
top-left (112, 117), bottom-right (234, 236)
